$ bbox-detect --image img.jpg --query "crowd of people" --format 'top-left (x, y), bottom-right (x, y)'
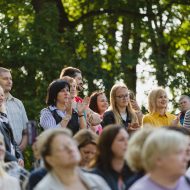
top-left (0, 66), bottom-right (190, 190)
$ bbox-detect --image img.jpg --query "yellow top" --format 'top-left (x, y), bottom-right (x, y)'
top-left (142, 112), bottom-right (177, 127)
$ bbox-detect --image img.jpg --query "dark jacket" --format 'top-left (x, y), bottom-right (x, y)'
top-left (101, 110), bottom-right (132, 129)
top-left (49, 108), bottom-right (80, 135)
top-left (0, 121), bottom-right (23, 162)
top-left (91, 163), bottom-right (134, 190)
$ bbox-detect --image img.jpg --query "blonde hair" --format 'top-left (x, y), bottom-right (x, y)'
top-left (148, 87), bottom-right (168, 113)
top-left (0, 67), bottom-right (10, 76)
top-left (142, 128), bottom-right (188, 172)
top-left (40, 128), bottom-right (72, 171)
top-left (109, 83), bottom-right (138, 125)
top-left (125, 127), bottom-right (155, 172)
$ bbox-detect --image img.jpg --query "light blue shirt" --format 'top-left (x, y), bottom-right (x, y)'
top-left (6, 93), bottom-right (28, 145)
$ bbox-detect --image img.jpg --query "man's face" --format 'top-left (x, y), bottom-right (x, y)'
top-left (0, 71), bottom-right (13, 93)
top-left (74, 72), bottom-right (83, 92)
top-left (179, 97), bottom-right (190, 113)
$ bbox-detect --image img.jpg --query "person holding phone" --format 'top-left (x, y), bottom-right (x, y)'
top-left (129, 90), bottom-right (143, 126)
top-left (101, 83), bottom-right (140, 133)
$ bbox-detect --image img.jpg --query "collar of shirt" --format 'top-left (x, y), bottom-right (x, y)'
top-left (48, 105), bottom-right (67, 118)
top-left (151, 112), bottom-right (169, 118)
top-left (6, 93), bottom-right (14, 101)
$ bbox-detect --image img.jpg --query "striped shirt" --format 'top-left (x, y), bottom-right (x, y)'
top-left (40, 106), bottom-right (67, 130)
top-left (6, 94), bottom-right (28, 145)
top-left (184, 109), bottom-right (190, 128)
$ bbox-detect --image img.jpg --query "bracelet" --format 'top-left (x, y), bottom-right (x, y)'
top-left (78, 114), bottom-right (84, 117)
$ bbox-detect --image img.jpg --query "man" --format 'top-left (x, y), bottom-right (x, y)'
top-left (0, 67), bottom-right (28, 151)
top-left (179, 95), bottom-right (190, 125)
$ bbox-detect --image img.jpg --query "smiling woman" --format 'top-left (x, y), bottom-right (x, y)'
top-left (143, 87), bottom-right (179, 127)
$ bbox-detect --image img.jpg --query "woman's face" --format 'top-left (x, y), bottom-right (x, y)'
top-left (97, 93), bottom-right (108, 115)
top-left (157, 147), bottom-right (188, 178)
top-left (0, 138), bottom-right (5, 161)
top-left (115, 87), bottom-right (129, 109)
top-left (70, 81), bottom-right (77, 99)
top-left (0, 87), bottom-right (5, 107)
top-left (46, 134), bottom-right (81, 169)
top-left (111, 129), bottom-right (129, 159)
top-left (79, 143), bottom-right (97, 168)
top-left (56, 87), bottom-right (71, 105)
top-left (156, 92), bottom-right (168, 110)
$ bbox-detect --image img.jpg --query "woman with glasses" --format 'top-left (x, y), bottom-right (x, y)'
top-left (101, 83), bottom-right (139, 132)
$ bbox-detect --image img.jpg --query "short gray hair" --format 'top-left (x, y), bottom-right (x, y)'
top-left (142, 128), bottom-right (188, 171)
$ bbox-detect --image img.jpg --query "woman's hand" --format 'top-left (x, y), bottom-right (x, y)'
top-left (127, 123), bottom-right (140, 132)
top-left (65, 97), bottom-right (72, 115)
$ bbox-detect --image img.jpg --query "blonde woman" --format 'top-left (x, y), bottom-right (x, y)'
top-left (0, 133), bottom-right (20, 190)
top-left (125, 127), bottom-right (155, 188)
top-left (102, 83), bottom-right (139, 132)
top-left (34, 128), bottom-right (111, 190)
top-left (129, 129), bottom-right (190, 190)
top-left (143, 87), bottom-right (179, 127)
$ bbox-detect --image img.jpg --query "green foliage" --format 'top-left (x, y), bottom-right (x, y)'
top-left (0, 0), bottom-right (190, 169)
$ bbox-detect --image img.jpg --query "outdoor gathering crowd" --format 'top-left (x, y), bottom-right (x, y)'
top-left (0, 66), bottom-right (190, 190)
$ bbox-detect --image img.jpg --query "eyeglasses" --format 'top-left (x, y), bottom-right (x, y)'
top-left (116, 94), bottom-right (129, 99)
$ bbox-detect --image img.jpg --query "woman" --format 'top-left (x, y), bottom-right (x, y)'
top-left (40, 79), bottom-right (86, 135)
top-left (61, 76), bottom-right (88, 129)
top-left (128, 90), bottom-right (143, 126)
top-left (89, 91), bottom-right (108, 134)
top-left (74, 129), bottom-right (98, 169)
top-left (0, 133), bottom-right (20, 190)
top-left (143, 87), bottom-right (178, 127)
top-left (91, 124), bottom-right (134, 190)
top-left (125, 127), bottom-right (155, 188)
top-left (101, 83), bottom-right (139, 132)
top-left (129, 129), bottom-right (190, 190)
top-left (89, 91), bottom-right (109, 117)
top-left (34, 128), bottom-right (111, 190)
top-left (0, 85), bottom-right (23, 164)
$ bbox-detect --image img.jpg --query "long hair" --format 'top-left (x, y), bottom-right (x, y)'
top-left (91, 124), bottom-right (124, 172)
top-left (109, 83), bottom-right (137, 124)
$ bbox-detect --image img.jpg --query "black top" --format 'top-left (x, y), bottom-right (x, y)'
top-left (48, 107), bottom-right (80, 135)
top-left (101, 110), bottom-right (132, 129)
top-left (0, 117), bottom-right (23, 161)
top-left (29, 167), bottom-right (47, 190)
top-left (91, 163), bottom-right (134, 190)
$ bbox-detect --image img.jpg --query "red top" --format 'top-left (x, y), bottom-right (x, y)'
top-left (74, 96), bottom-right (83, 103)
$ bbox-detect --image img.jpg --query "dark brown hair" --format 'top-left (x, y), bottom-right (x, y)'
top-left (59, 67), bottom-right (81, 79)
top-left (91, 124), bottom-right (125, 172)
top-left (89, 91), bottom-right (105, 114)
